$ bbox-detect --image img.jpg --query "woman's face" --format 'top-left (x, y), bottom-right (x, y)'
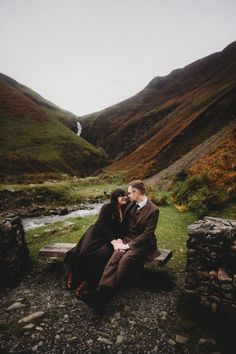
top-left (117, 194), bottom-right (127, 206)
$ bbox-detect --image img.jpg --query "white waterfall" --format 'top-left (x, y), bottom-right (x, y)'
top-left (77, 121), bottom-right (82, 136)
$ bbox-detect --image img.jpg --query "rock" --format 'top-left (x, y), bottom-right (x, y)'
top-left (38, 341), bottom-right (43, 347)
top-left (167, 338), bottom-right (176, 346)
top-left (98, 337), bottom-right (113, 345)
top-left (209, 270), bottom-right (218, 278)
top-left (0, 215), bottom-right (29, 284)
top-left (233, 275), bottom-right (236, 288)
top-left (185, 217), bottom-right (236, 314)
top-left (55, 334), bottom-right (60, 339)
top-left (199, 338), bottom-right (217, 349)
top-left (18, 311), bottom-right (45, 324)
top-left (59, 208), bottom-right (69, 215)
top-left (95, 331), bottom-right (111, 338)
top-left (87, 339), bottom-right (93, 346)
top-left (36, 326), bottom-right (43, 331)
top-left (23, 323), bottom-right (35, 330)
top-left (175, 335), bottom-right (189, 344)
top-left (63, 221), bottom-right (74, 229)
top-left (152, 345), bottom-right (158, 353)
top-left (116, 335), bottom-right (124, 344)
top-left (211, 303), bottom-right (218, 312)
top-left (230, 241), bottom-right (236, 255)
top-left (218, 268), bottom-right (232, 282)
top-left (32, 345), bottom-right (38, 352)
top-left (185, 289), bottom-right (198, 295)
top-left (6, 302), bottom-right (26, 311)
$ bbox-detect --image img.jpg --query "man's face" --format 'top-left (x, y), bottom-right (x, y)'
top-left (127, 186), bottom-right (139, 202)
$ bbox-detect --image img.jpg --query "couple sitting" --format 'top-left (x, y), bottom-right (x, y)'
top-left (64, 180), bottom-right (160, 313)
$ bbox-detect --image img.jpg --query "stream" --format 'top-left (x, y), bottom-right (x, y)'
top-left (22, 202), bottom-right (103, 231)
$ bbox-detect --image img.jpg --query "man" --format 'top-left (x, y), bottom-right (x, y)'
top-left (81, 180), bottom-right (161, 312)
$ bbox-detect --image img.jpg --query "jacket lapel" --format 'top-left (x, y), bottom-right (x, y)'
top-left (136, 199), bottom-right (152, 224)
top-left (124, 201), bottom-right (135, 217)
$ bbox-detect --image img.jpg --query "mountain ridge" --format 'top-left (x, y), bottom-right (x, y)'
top-left (80, 41), bottom-right (236, 180)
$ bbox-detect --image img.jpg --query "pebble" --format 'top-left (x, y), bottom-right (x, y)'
top-left (95, 331), bottom-right (111, 338)
top-left (6, 302), bottom-right (26, 311)
top-left (0, 261), bottom-right (224, 354)
top-left (23, 323), bottom-right (35, 330)
top-left (116, 335), bottom-right (124, 344)
top-left (175, 335), bottom-right (189, 344)
top-left (199, 338), bottom-right (217, 347)
top-left (36, 326), bottom-right (43, 331)
top-left (98, 337), bottom-right (113, 345)
top-left (87, 339), bottom-right (93, 346)
top-left (18, 311), bottom-right (45, 324)
top-left (167, 339), bottom-right (176, 346)
top-left (153, 345), bottom-right (158, 353)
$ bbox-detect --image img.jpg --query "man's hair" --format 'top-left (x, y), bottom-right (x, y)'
top-left (128, 180), bottom-right (146, 194)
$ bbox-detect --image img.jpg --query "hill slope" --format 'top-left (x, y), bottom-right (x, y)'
top-left (80, 41), bottom-right (236, 179)
top-left (0, 74), bottom-right (107, 178)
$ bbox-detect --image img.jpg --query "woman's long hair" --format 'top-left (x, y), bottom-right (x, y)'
top-left (110, 188), bottom-right (126, 221)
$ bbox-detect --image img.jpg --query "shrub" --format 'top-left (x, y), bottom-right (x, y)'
top-left (171, 172), bottom-right (229, 216)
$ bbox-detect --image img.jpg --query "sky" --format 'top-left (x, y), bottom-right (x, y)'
top-left (0, 0), bottom-right (236, 116)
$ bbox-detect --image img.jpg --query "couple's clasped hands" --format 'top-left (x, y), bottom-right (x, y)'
top-left (111, 239), bottom-right (129, 252)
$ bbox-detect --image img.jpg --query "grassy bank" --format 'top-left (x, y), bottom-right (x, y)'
top-left (0, 176), bottom-right (123, 216)
top-left (26, 205), bottom-right (197, 273)
top-left (25, 202), bottom-right (235, 271)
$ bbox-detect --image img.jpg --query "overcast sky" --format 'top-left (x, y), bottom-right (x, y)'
top-left (1, 0), bottom-right (236, 116)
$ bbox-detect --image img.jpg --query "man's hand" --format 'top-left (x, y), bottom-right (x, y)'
top-left (111, 239), bottom-right (129, 251)
top-left (111, 239), bottom-right (124, 250)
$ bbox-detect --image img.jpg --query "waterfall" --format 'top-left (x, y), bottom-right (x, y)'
top-left (77, 121), bottom-right (82, 136)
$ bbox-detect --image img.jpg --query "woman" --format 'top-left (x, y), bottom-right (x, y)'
top-left (64, 188), bottom-right (127, 295)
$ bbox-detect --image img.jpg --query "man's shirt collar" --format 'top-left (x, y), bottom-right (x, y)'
top-left (136, 196), bottom-right (148, 210)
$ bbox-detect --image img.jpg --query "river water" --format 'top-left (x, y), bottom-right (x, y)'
top-left (22, 202), bottom-right (102, 231)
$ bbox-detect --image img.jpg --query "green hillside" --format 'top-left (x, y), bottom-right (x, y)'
top-left (0, 74), bottom-right (107, 179)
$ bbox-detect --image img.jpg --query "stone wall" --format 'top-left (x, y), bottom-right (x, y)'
top-left (185, 216), bottom-right (236, 316)
top-left (0, 214), bottom-right (29, 286)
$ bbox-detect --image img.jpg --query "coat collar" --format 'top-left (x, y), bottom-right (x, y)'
top-left (135, 199), bottom-right (152, 222)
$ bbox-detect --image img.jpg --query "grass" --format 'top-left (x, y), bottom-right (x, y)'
top-left (0, 176), bottom-right (123, 215)
top-left (0, 77), bottom-right (107, 178)
top-left (25, 199), bottom-right (235, 270)
top-left (157, 206), bottom-right (197, 272)
top-left (25, 205), bottom-right (197, 270)
top-left (26, 215), bottom-right (97, 260)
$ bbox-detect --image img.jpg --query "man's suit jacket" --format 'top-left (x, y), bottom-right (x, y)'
top-left (123, 199), bottom-right (161, 261)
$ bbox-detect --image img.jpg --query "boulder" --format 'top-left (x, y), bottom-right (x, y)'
top-left (0, 214), bottom-right (29, 286)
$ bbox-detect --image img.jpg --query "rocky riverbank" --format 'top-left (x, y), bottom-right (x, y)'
top-left (0, 262), bottom-right (226, 354)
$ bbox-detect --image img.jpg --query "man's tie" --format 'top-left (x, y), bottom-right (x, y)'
top-left (133, 203), bottom-right (140, 212)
